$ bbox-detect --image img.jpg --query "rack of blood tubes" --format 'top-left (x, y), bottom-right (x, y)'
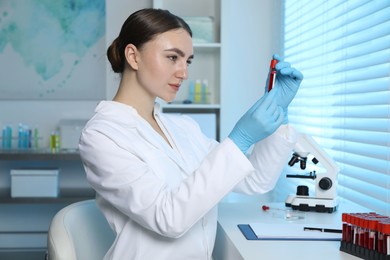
top-left (340, 212), bottom-right (390, 259)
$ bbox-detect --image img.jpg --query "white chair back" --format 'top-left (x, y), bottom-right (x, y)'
top-left (47, 199), bottom-right (115, 260)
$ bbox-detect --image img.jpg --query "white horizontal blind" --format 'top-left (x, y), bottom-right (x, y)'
top-left (282, 0), bottom-right (390, 215)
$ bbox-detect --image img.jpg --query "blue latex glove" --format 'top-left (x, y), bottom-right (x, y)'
top-left (229, 90), bottom-right (284, 154)
top-left (267, 54), bottom-right (304, 124)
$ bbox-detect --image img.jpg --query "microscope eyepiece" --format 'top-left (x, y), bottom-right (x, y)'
top-left (288, 156), bottom-right (299, 167)
top-left (300, 160), bottom-right (307, 170)
top-left (288, 153), bottom-right (307, 169)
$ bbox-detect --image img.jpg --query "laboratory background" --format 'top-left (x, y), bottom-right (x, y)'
top-left (0, 0), bottom-right (389, 259)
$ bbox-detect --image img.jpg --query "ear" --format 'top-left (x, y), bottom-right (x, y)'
top-left (124, 44), bottom-right (139, 70)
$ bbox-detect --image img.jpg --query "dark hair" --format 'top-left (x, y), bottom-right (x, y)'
top-left (107, 8), bottom-right (192, 73)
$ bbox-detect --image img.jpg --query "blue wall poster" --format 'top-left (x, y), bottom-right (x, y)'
top-left (0, 0), bottom-right (106, 100)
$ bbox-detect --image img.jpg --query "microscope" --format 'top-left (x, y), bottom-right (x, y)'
top-left (285, 133), bottom-right (339, 213)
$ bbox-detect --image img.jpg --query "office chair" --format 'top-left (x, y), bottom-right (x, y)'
top-left (47, 199), bottom-right (115, 260)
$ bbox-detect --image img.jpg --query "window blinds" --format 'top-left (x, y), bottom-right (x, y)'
top-left (282, 0), bottom-right (390, 215)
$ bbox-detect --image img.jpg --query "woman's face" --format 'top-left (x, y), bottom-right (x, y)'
top-left (135, 28), bottom-right (193, 102)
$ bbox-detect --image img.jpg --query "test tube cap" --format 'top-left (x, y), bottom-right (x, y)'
top-left (270, 59), bottom-right (278, 69)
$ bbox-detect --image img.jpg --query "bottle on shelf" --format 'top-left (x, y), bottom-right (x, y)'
top-left (194, 79), bottom-right (202, 104)
top-left (201, 79), bottom-right (210, 104)
top-left (2, 125), bottom-right (12, 149)
top-left (50, 128), bottom-right (61, 153)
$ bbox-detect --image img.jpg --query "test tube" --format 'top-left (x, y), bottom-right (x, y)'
top-left (350, 213), bottom-right (358, 245)
top-left (378, 222), bottom-right (385, 254)
top-left (357, 214), bottom-right (365, 247)
top-left (382, 220), bottom-right (390, 256)
top-left (267, 59), bottom-right (278, 92)
top-left (342, 213), bottom-right (351, 242)
top-left (361, 214), bottom-right (369, 248)
top-left (367, 217), bottom-right (378, 251)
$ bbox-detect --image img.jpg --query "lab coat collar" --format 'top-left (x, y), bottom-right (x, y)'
top-left (95, 101), bottom-right (190, 174)
top-left (155, 112), bottom-right (200, 175)
top-left (95, 101), bottom-right (163, 126)
top-left (152, 103), bottom-right (192, 174)
top-left (95, 100), bottom-right (140, 127)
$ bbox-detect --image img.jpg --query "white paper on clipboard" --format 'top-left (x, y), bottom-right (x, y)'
top-left (249, 223), bottom-right (342, 241)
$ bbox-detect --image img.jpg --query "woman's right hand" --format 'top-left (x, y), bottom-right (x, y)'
top-left (228, 90), bottom-right (284, 154)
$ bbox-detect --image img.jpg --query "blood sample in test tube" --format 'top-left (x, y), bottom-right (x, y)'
top-left (267, 59), bottom-right (278, 92)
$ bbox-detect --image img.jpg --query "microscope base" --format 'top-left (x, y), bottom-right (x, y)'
top-left (285, 195), bottom-right (338, 213)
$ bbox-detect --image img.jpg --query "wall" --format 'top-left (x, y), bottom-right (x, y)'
top-left (220, 0), bottom-right (282, 203)
top-left (0, 0), bottom-right (153, 147)
top-left (105, 0), bottom-right (153, 99)
top-left (220, 0), bottom-right (282, 139)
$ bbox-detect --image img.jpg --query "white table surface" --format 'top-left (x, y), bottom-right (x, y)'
top-left (213, 201), bottom-right (369, 260)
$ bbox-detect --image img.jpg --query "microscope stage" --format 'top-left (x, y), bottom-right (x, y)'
top-left (285, 195), bottom-right (338, 213)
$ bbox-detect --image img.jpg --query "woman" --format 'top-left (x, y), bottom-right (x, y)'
top-left (79, 8), bottom-right (303, 260)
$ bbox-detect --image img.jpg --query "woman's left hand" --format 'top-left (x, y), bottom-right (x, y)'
top-left (271, 54), bottom-right (304, 109)
top-left (266, 54), bottom-right (303, 124)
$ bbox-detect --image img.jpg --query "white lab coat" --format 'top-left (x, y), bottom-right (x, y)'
top-left (79, 101), bottom-right (296, 260)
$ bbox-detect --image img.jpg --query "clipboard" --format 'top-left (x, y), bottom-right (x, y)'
top-left (238, 224), bottom-right (342, 241)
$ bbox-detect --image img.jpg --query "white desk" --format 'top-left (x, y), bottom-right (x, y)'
top-left (213, 201), bottom-right (369, 260)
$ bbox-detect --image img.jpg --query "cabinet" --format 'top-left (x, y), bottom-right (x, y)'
top-left (0, 149), bottom-right (94, 258)
top-left (153, 0), bottom-right (222, 140)
top-left (0, 149), bottom-right (94, 203)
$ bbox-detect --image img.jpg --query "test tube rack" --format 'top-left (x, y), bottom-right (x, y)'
top-left (340, 212), bottom-right (390, 260)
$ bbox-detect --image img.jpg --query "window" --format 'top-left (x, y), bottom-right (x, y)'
top-left (279, 0), bottom-right (390, 215)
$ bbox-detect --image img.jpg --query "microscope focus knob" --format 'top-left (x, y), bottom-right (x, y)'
top-left (296, 185), bottom-right (309, 196)
top-left (319, 177), bottom-right (333, 190)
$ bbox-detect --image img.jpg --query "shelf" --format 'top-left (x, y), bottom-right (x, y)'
top-left (162, 103), bottom-right (220, 109)
top-left (0, 149), bottom-right (80, 161)
top-left (162, 104), bottom-right (220, 115)
top-left (0, 196), bottom-right (93, 204)
top-left (193, 42), bottom-right (221, 48)
top-left (0, 188), bottom-right (95, 204)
